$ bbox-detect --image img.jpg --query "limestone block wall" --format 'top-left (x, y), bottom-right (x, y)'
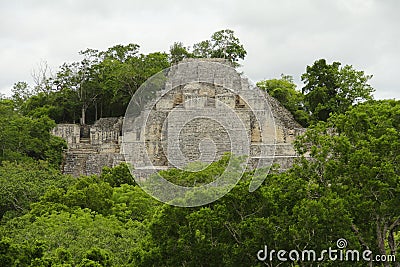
top-left (63, 151), bottom-right (125, 177)
top-left (51, 124), bottom-right (80, 147)
top-left (263, 92), bottom-right (305, 170)
top-left (90, 117), bottom-right (122, 146)
top-left (53, 117), bottom-right (123, 177)
top-left (53, 58), bottom-right (304, 177)
top-left (124, 58), bottom-right (305, 179)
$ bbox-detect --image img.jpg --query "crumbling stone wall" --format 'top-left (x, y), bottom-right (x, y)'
top-left (53, 58), bottom-right (304, 177)
top-left (256, 91), bottom-right (305, 169)
top-left (53, 118), bottom-right (124, 177)
top-left (90, 117), bottom-right (122, 146)
top-left (52, 124), bottom-right (80, 147)
top-left (123, 58), bottom-right (304, 179)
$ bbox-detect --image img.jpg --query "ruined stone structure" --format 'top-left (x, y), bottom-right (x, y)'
top-left (53, 58), bottom-right (304, 177)
top-left (52, 117), bottom-right (124, 176)
top-left (122, 58), bottom-right (304, 179)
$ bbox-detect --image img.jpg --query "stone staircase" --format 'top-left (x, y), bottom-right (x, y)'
top-left (53, 118), bottom-right (125, 177)
top-left (63, 137), bottom-right (124, 177)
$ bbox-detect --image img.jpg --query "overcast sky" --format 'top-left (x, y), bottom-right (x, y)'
top-left (1, 0), bottom-right (399, 99)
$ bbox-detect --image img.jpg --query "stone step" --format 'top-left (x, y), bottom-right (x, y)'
top-left (67, 149), bottom-right (98, 154)
top-left (74, 144), bottom-right (97, 150)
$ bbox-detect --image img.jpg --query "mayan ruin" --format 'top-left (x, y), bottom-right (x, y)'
top-left (52, 58), bottom-right (304, 177)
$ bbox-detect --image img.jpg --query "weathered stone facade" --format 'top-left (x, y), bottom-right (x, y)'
top-left (53, 58), bottom-right (304, 177)
top-left (122, 58), bottom-right (304, 179)
top-left (52, 117), bottom-right (124, 177)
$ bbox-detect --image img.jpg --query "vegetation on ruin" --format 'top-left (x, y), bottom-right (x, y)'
top-left (1, 29), bottom-right (399, 266)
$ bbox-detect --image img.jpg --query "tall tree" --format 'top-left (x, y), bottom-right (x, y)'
top-left (191, 29), bottom-right (247, 67)
top-left (296, 100), bottom-right (400, 266)
top-left (53, 61), bottom-right (98, 125)
top-left (11, 81), bottom-right (31, 111)
top-left (192, 40), bottom-right (213, 58)
top-left (52, 44), bottom-right (143, 124)
top-left (209, 29), bottom-right (247, 65)
top-left (301, 59), bottom-right (374, 123)
top-left (31, 60), bottom-right (54, 95)
top-left (169, 42), bottom-right (191, 65)
top-left (0, 99), bottom-right (66, 166)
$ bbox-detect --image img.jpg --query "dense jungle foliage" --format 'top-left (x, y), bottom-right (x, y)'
top-left (1, 29), bottom-right (398, 266)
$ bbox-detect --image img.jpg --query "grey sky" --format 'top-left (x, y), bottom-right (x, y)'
top-left (1, 0), bottom-right (399, 99)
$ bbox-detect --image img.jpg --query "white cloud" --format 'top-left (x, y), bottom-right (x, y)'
top-left (0, 0), bottom-right (399, 99)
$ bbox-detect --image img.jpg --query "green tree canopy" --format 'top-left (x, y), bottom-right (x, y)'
top-left (21, 45), bottom-right (169, 125)
top-left (301, 59), bottom-right (374, 123)
top-left (0, 99), bottom-right (66, 165)
top-left (169, 42), bottom-right (191, 65)
top-left (15, 29), bottom-right (245, 125)
top-left (257, 74), bottom-right (310, 126)
top-left (192, 29), bottom-right (247, 67)
top-left (0, 161), bottom-right (72, 220)
top-left (170, 29), bottom-right (247, 67)
top-left (295, 100), bottom-right (400, 265)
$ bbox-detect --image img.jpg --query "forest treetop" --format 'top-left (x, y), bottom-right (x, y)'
top-left (10, 29), bottom-right (247, 125)
top-left (1, 28), bottom-right (399, 267)
top-left (9, 28), bottom-right (374, 129)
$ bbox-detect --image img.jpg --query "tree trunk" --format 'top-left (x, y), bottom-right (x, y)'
top-left (95, 101), bottom-right (98, 122)
top-left (352, 223), bottom-right (373, 267)
top-left (376, 216), bottom-right (390, 267)
top-left (388, 217), bottom-right (400, 267)
top-left (81, 106), bottom-right (86, 125)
